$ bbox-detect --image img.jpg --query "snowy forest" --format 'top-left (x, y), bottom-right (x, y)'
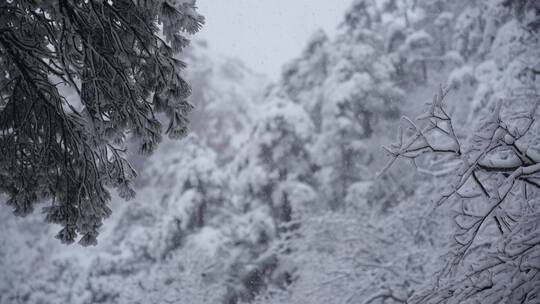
top-left (1, 0), bottom-right (539, 303)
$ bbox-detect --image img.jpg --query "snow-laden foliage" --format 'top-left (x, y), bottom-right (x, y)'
top-left (185, 41), bottom-right (269, 162)
top-left (0, 0), bottom-right (203, 245)
top-left (283, 1), bottom-right (404, 209)
top-left (223, 90), bottom-right (318, 303)
top-left (382, 1), bottom-right (540, 302)
top-left (1, 0), bottom-right (540, 303)
top-left (0, 41), bottom-right (272, 304)
top-left (76, 135), bottom-right (232, 304)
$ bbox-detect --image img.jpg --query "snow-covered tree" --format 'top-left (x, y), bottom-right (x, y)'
top-left (69, 135), bottom-right (230, 303)
top-left (281, 30), bottom-right (330, 128)
top-left (224, 90), bottom-right (317, 303)
top-left (185, 41), bottom-right (269, 162)
top-left (251, 165), bottom-right (452, 304)
top-left (308, 0), bottom-right (403, 209)
top-left (385, 83), bottom-right (539, 303)
top-left (3, 1), bottom-right (539, 303)
top-left (0, 0), bottom-right (203, 244)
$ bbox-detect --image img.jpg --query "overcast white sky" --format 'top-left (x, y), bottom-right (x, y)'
top-left (197, 1), bottom-right (352, 80)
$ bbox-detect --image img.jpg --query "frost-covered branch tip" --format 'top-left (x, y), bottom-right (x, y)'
top-left (385, 87), bottom-right (540, 303)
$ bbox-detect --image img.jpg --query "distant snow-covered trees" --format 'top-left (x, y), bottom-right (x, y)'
top-left (2, 0), bottom-right (539, 303)
top-left (283, 0), bottom-right (404, 210)
top-left (78, 135), bottom-right (230, 304)
top-left (0, 0), bottom-right (203, 244)
top-left (384, 5), bottom-right (540, 301)
top-left (185, 42), bottom-right (269, 162)
top-left (224, 91), bottom-right (317, 303)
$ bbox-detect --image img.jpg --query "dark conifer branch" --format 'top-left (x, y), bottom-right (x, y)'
top-left (0, 0), bottom-right (204, 245)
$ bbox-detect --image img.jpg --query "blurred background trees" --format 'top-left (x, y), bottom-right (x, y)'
top-left (1, 0), bottom-right (539, 303)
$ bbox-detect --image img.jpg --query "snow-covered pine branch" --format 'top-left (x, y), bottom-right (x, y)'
top-left (0, 0), bottom-right (204, 245)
